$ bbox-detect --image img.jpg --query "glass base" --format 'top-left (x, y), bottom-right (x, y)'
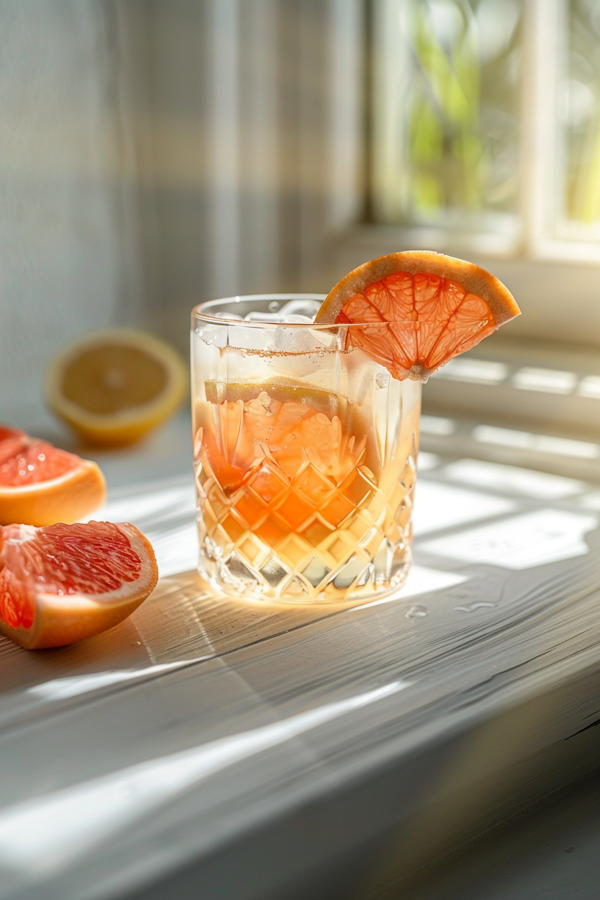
top-left (197, 543), bottom-right (412, 606)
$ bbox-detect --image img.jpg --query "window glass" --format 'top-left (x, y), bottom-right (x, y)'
top-left (563, 0), bottom-right (600, 236)
top-left (372, 0), bottom-right (522, 239)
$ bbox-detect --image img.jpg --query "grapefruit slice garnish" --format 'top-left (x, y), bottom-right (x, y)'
top-left (315, 251), bottom-right (521, 380)
top-left (46, 330), bottom-right (188, 447)
top-left (0, 426), bottom-right (106, 527)
top-left (0, 521), bottom-right (158, 649)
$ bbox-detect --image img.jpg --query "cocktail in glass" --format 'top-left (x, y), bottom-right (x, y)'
top-left (191, 295), bottom-right (421, 604)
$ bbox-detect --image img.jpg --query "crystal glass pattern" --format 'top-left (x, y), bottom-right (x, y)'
top-left (191, 295), bottom-right (421, 605)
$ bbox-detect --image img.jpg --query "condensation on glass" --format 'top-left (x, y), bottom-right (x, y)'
top-left (191, 295), bottom-right (421, 605)
top-left (371, 0), bottom-right (522, 240)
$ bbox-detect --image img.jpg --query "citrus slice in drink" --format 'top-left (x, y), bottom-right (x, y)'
top-left (46, 330), bottom-right (188, 446)
top-left (0, 521), bottom-right (158, 649)
top-left (315, 251), bottom-right (520, 380)
top-left (0, 427), bottom-right (106, 526)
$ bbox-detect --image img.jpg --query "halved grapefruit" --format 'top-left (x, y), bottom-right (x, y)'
top-left (0, 521), bottom-right (158, 649)
top-left (316, 251), bottom-right (520, 380)
top-left (0, 427), bottom-right (106, 526)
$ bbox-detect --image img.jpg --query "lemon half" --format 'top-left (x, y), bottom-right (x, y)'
top-left (46, 330), bottom-right (188, 446)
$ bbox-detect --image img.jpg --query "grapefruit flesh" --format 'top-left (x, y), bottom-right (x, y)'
top-left (0, 521), bottom-right (158, 649)
top-left (316, 251), bottom-right (520, 380)
top-left (0, 425), bottom-right (25, 447)
top-left (0, 426), bottom-right (106, 526)
top-left (0, 439), bottom-right (79, 486)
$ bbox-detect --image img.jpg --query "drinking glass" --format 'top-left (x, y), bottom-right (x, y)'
top-left (191, 294), bottom-right (421, 605)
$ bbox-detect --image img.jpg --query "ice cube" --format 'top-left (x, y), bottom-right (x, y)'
top-left (195, 324), bottom-right (227, 348)
top-left (280, 314), bottom-right (314, 324)
top-left (274, 325), bottom-right (312, 353)
top-left (228, 325), bottom-right (274, 352)
top-left (244, 311), bottom-right (283, 322)
top-left (274, 323), bottom-right (335, 354)
top-left (244, 311), bottom-right (312, 324)
top-left (279, 298), bottom-right (322, 321)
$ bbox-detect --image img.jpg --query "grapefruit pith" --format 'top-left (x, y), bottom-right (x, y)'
top-left (0, 426), bottom-right (106, 526)
top-left (0, 521), bottom-right (158, 649)
top-left (316, 251), bottom-right (520, 380)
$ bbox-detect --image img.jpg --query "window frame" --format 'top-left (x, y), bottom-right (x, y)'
top-left (328, 0), bottom-right (600, 351)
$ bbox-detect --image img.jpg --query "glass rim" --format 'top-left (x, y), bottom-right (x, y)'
top-left (191, 293), bottom-right (373, 331)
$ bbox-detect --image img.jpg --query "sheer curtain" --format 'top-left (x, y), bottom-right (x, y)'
top-left (0, 2), bottom-right (149, 426)
top-left (141, 0), bottom-right (363, 344)
top-left (0, 0), bottom-right (363, 429)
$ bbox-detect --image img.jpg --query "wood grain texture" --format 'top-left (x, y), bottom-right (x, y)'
top-left (1, 454), bottom-right (600, 899)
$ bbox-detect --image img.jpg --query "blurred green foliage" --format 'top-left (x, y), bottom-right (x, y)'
top-left (389, 0), bottom-right (521, 224)
top-left (567, 0), bottom-right (600, 225)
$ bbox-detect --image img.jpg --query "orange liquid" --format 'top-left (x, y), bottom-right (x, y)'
top-left (198, 388), bottom-right (371, 528)
top-left (194, 384), bottom-right (415, 600)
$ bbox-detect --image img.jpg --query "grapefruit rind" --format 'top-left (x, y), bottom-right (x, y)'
top-left (46, 329), bottom-right (189, 447)
top-left (317, 251), bottom-right (520, 326)
top-left (0, 523), bottom-right (158, 650)
top-left (316, 251), bottom-right (520, 381)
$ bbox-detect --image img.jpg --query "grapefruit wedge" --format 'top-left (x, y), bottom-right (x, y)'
top-left (0, 521), bottom-right (158, 649)
top-left (0, 427), bottom-right (106, 526)
top-left (316, 251), bottom-right (520, 380)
